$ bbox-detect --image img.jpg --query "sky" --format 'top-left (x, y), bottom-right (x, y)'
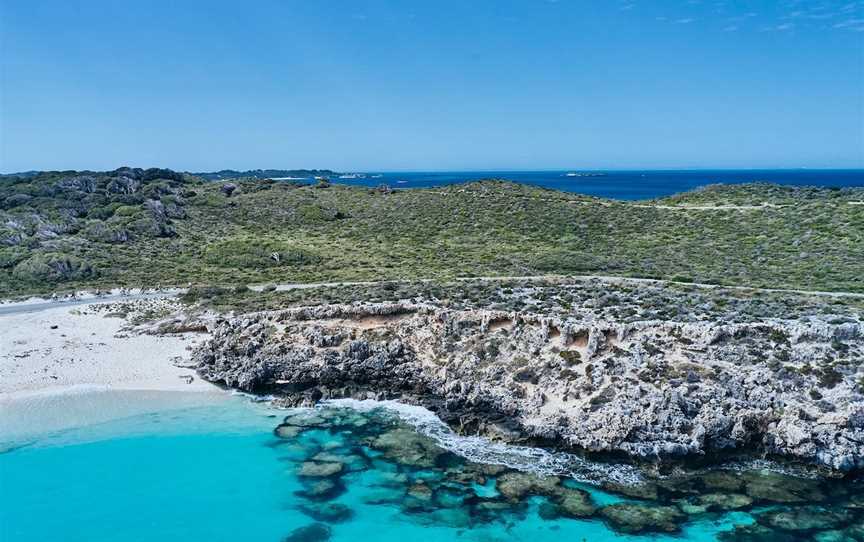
top-left (1, 0), bottom-right (863, 172)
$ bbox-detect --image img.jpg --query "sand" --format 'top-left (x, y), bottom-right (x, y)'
top-left (0, 299), bottom-right (215, 399)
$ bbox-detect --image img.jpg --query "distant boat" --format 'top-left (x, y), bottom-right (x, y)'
top-left (338, 173), bottom-right (367, 179)
top-left (397, 180), bottom-right (408, 184)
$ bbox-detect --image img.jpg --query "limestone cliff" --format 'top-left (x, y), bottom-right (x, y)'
top-left (193, 301), bottom-right (864, 471)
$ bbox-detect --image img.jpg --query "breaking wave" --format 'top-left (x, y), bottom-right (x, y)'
top-left (323, 398), bottom-right (645, 486)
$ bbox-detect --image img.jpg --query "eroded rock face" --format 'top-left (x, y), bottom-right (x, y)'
top-left (193, 302), bottom-right (864, 471)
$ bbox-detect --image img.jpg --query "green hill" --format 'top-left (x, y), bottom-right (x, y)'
top-left (1, 168), bottom-right (862, 296)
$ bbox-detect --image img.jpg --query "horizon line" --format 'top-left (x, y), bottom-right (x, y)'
top-left (3, 166), bottom-right (864, 175)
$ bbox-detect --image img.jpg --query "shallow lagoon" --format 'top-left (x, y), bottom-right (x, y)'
top-left (0, 392), bottom-right (859, 541)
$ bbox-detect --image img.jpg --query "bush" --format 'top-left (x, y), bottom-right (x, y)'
top-left (181, 285), bottom-right (231, 303)
top-left (559, 350), bottom-right (582, 365)
top-left (12, 253), bottom-right (95, 282)
top-left (0, 247), bottom-right (28, 268)
top-left (129, 217), bottom-right (176, 238)
top-left (296, 204), bottom-right (344, 222)
top-left (203, 238), bottom-right (321, 269)
top-left (818, 367), bottom-right (843, 389)
top-left (190, 193), bottom-right (228, 208)
top-left (3, 194), bottom-right (33, 208)
top-left (86, 202), bottom-right (123, 220)
top-left (82, 221), bottom-right (130, 243)
top-left (114, 205), bottom-right (142, 217)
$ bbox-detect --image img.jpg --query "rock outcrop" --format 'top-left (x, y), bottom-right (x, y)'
top-left (193, 301), bottom-right (864, 472)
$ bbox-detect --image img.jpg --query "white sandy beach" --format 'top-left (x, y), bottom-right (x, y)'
top-left (0, 297), bottom-right (223, 443)
top-left (0, 299), bottom-right (214, 397)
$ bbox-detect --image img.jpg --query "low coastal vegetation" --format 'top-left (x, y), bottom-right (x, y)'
top-left (181, 276), bottom-right (864, 319)
top-left (1, 168), bottom-right (863, 297)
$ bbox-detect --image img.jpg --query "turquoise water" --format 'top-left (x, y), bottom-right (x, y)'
top-left (0, 392), bottom-right (857, 541)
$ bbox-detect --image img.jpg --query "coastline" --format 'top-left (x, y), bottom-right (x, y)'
top-left (5, 278), bottom-right (864, 474)
top-left (191, 279), bottom-right (864, 475)
top-left (3, 287), bottom-right (862, 540)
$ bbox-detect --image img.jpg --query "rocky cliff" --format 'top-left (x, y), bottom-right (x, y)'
top-left (193, 300), bottom-right (864, 472)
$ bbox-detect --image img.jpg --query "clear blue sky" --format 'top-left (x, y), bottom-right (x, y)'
top-left (1, 0), bottom-right (862, 172)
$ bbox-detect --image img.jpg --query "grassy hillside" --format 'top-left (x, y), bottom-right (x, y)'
top-left (1, 169), bottom-right (862, 296)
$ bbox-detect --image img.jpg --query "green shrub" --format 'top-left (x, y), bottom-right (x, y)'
top-left (190, 193), bottom-right (228, 208)
top-left (296, 204), bottom-right (344, 222)
top-left (559, 350), bottom-right (582, 365)
top-left (87, 202), bottom-right (123, 220)
top-left (3, 194), bottom-right (33, 208)
top-left (817, 367), bottom-right (843, 389)
top-left (0, 247), bottom-right (28, 268)
top-left (12, 253), bottom-right (95, 282)
top-left (114, 205), bottom-right (141, 217)
top-left (82, 221), bottom-right (130, 243)
top-left (203, 238), bottom-right (321, 269)
top-left (181, 285), bottom-right (232, 303)
top-left (128, 217), bottom-right (175, 238)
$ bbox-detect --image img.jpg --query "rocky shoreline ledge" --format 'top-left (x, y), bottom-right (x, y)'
top-left (190, 283), bottom-right (864, 473)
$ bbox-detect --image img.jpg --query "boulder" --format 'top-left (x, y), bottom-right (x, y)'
top-left (282, 523), bottom-right (331, 542)
top-left (298, 503), bottom-right (354, 523)
top-left (599, 503), bottom-right (686, 534)
top-left (298, 461), bottom-right (344, 478)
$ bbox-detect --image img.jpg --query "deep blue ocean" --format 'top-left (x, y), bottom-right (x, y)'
top-left (327, 169), bottom-right (864, 200)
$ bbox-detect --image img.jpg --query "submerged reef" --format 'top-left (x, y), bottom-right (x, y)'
top-left (270, 406), bottom-right (864, 541)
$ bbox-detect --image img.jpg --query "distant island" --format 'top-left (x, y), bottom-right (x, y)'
top-left (191, 169), bottom-right (340, 181)
top-left (0, 168), bottom-right (341, 182)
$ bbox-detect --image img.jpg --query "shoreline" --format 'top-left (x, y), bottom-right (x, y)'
top-left (193, 289), bottom-right (864, 475)
top-left (5, 281), bottom-right (863, 478)
top-left (0, 295), bottom-right (225, 448)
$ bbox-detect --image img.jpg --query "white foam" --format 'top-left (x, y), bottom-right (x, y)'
top-left (230, 390), bottom-right (278, 403)
top-left (323, 398), bottom-right (645, 485)
top-left (716, 458), bottom-right (820, 479)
